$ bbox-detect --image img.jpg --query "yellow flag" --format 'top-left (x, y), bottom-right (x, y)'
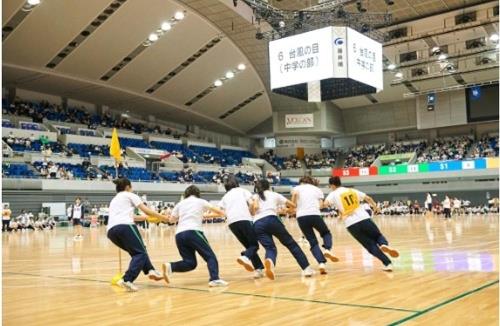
top-left (109, 128), bottom-right (122, 162)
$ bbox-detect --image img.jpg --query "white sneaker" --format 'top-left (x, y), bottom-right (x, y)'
top-left (318, 263), bottom-right (327, 275)
top-left (302, 266), bottom-right (314, 277)
top-left (264, 258), bottom-right (275, 280)
top-left (208, 279), bottom-right (228, 287)
top-left (161, 262), bottom-right (172, 284)
top-left (117, 279), bottom-right (139, 292)
top-left (380, 245), bottom-right (399, 258)
top-left (147, 269), bottom-right (163, 281)
top-left (237, 256), bottom-right (254, 272)
top-left (323, 249), bottom-right (340, 262)
top-left (253, 269), bottom-right (264, 279)
top-left (382, 263), bottom-right (393, 272)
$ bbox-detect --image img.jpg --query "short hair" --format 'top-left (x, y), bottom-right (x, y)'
top-left (329, 176), bottom-right (342, 187)
top-left (224, 175), bottom-right (239, 192)
top-left (113, 178), bottom-right (132, 192)
top-left (184, 185), bottom-right (201, 198)
top-left (299, 175), bottom-right (315, 185)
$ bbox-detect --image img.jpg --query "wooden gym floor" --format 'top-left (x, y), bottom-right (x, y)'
top-left (3, 215), bottom-right (499, 325)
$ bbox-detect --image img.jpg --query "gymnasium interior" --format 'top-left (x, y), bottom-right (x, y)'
top-left (1, 0), bottom-right (499, 325)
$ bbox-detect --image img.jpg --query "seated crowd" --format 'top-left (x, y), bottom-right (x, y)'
top-left (417, 136), bottom-right (473, 163)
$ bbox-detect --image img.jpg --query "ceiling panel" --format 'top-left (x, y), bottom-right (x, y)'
top-left (154, 38), bottom-right (245, 105)
top-left (56, 0), bottom-right (185, 79)
top-left (3, 0), bottom-right (109, 66)
top-left (109, 15), bottom-right (218, 92)
top-left (2, 0), bottom-right (24, 24)
top-left (223, 96), bottom-right (270, 132)
top-left (192, 70), bottom-right (261, 117)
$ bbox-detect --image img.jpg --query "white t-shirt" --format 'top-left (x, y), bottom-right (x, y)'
top-left (325, 187), bottom-right (370, 228)
top-left (453, 199), bottom-right (461, 208)
top-left (171, 196), bottom-right (210, 234)
top-left (292, 184), bottom-right (324, 218)
top-left (219, 187), bottom-right (253, 224)
top-left (72, 204), bottom-right (83, 219)
top-left (425, 194), bottom-right (432, 205)
top-left (253, 190), bottom-right (287, 222)
top-left (443, 197), bottom-right (451, 209)
top-left (107, 191), bottom-right (142, 231)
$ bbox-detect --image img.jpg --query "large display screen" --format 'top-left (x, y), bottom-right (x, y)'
top-left (269, 26), bottom-right (383, 91)
top-left (269, 27), bottom-right (334, 89)
top-left (346, 28), bottom-right (383, 90)
top-left (466, 84), bottom-right (499, 122)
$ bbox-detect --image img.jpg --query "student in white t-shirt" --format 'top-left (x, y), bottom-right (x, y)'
top-left (291, 176), bottom-right (339, 275)
top-left (161, 185), bottom-right (228, 287)
top-left (219, 175), bottom-right (264, 278)
top-left (442, 195), bottom-right (451, 219)
top-left (107, 178), bottom-right (169, 292)
top-left (69, 197), bottom-right (84, 241)
top-left (324, 176), bottom-right (399, 272)
top-left (425, 192), bottom-right (433, 217)
top-left (250, 179), bottom-right (313, 280)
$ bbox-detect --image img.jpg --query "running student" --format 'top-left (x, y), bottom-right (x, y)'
top-left (291, 176), bottom-right (339, 275)
top-left (162, 185), bottom-right (228, 287)
top-left (219, 175), bottom-right (264, 278)
top-left (107, 178), bottom-right (168, 292)
top-left (324, 176), bottom-right (399, 272)
top-left (251, 179), bottom-right (313, 280)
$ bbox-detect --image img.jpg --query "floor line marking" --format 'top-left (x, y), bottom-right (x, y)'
top-left (387, 279), bottom-right (499, 325)
top-left (3, 271), bottom-right (418, 313)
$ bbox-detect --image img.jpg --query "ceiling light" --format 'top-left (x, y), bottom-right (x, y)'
top-left (148, 33), bottom-right (159, 42)
top-left (27, 0), bottom-right (40, 5)
top-left (214, 79), bottom-right (223, 87)
top-left (387, 63), bottom-right (396, 70)
top-left (395, 72), bottom-right (403, 78)
top-left (438, 53), bottom-right (447, 61)
top-left (490, 34), bottom-right (499, 42)
top-left (225, 71), bottom-right (235, 79)
top-left (161, 22), bottom-right (172, 31)
top-left (237, 63), bottom-right (246, 71)
top-left (174, 11), bottom-right (185, 20)
top-left (431, 46), bottom-right (440, 54)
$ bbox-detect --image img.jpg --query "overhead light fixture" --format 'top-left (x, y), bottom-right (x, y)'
top-left (214, 79), bottom-right (223, 87)
top-left (27, 0), bottom-right (40, 5)
top-left (237, 63), bottom-right (246, 71)
top-left (431, 46), bottom-right (441, 54)
top-left (438, 53), bottom-right (447, 61)
top-left (161, 22), bottom-right (172, 31)
top-left (225, 71), bottom-right (235, 79)
top-left (174, 11), bottom-right (185, 20)
top-left (148, 33), bottom-right (159, 42)
top-left (490, 34), bottom-right (499, 42)
top-left (395, 72), bottom-right (403, 78)
top-left (387, 63), bottom-right (396, 70)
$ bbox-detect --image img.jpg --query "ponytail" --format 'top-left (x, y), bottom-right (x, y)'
top-left (255, 179), bottom-right (270, 201)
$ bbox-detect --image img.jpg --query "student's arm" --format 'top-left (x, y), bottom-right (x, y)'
top-left (203, 206), bottom-right (225, 219)
top-left (137, 203), bottom-right (169, 222)
top-left (284, 199), bottom-right (296, 209)
top-left (249, 197), bottom-right (259, 216)
top-left (364, 195), bottom-right (379, 215)
top-left (291, 191), bottom-right (298, 206)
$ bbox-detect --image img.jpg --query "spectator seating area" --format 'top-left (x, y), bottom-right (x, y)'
top-left (470, 136), bottom-right (499, 158)
top-left (417, 136), bottom-right (473, 163)
top-left (2, 163), bottom-right (37, 178)
top-left (99, 165), bottom-right (159, 182)
top-left (67, 143), bottom-right (111, 157)
top-left (20, 122), bottom-right (43, 131)
top-left (33, 161), bottom-right (90, 180)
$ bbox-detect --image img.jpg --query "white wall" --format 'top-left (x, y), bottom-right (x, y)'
top-left (16, 89), bottom-right (61, 105)
top-left (416, 90), bottom-right (467, 129)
